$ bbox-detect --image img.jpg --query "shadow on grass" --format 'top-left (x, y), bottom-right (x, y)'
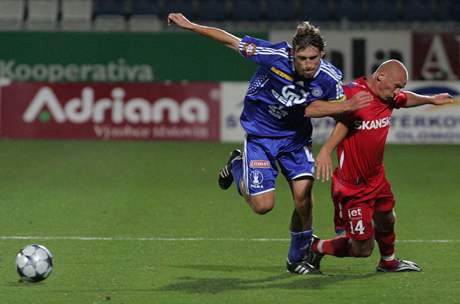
top-left (157, 264), bottom-right (380, 294)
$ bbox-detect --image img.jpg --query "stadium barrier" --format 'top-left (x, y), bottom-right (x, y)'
top-left (0, 81), bottom-right (459, 143)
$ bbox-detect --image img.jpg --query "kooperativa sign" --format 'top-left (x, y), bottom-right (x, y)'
top-left (0, 59), bottom-right (153, 82)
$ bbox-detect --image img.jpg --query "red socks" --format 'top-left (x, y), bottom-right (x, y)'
top-left (375, 229), bottom-right (395, 258)
top-left (313, 236), bottom-right (352, 257)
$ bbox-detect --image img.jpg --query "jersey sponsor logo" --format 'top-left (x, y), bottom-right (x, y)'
top-left (270, 66), bottom-right (293, 81)
top-left (354, 116), bottom-right (391, 130)
top-left (268, 104), bottom-right (288, 119)
top-left (348, 207), bottom-right (362, 219)
top-left (241, 43), bottom-right (257, 57)
top-left (250, 160), bottom-right (271, 168)
top-left (249, 170), bottom-right (264, 189)
top-left (271, 85), bottom-right (307, 107)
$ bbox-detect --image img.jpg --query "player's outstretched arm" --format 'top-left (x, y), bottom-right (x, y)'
top-left (404, 91), bottom-right (453, 107)
top-left (167, 13), bottom-right (241, 51)
top-left (316, 121), bottom-right (348, 182)
top-left (305, 91), bottom-right (372, 118)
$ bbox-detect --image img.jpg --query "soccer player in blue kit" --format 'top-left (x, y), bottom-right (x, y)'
top-left (168, 13), bottom-right (372, 274)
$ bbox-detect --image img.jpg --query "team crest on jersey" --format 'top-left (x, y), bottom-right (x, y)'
top-left (250, 160), bottom-right (271, 168)
top-left (311, 86), bottom-right (323, 97)
top-left (249, 170), bottom-right (264, 189)
top-left (241, 43), bottom-right (257, 57)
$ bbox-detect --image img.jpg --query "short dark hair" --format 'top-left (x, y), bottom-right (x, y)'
top-left (292, 22), bottom-right (325, 52)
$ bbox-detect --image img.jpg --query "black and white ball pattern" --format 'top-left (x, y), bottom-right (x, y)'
top-left (16, 244), bottom-right (53, 282)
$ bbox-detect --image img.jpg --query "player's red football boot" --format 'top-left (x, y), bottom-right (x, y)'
top-left (377, 259), bottom-right (421, 272)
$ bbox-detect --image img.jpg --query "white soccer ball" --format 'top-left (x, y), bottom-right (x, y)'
top-left (16, 244), bottom-right (53, 282)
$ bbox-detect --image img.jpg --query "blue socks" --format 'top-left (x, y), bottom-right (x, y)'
top-left (231, 157), bottom-right (243, 196)
top-left (288, 230), bottom-right (313, 263)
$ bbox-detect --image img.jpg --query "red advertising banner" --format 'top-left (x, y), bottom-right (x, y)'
top-left (412, 32), bottom-right (460, 80)
top-left (0, 82), bottom-right (220, 141)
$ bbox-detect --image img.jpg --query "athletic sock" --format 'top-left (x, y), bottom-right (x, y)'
top-left (375, 229), bottom-right (395, 258)
top-left (288, 230), bottom-right (312, 262)
top-left (313, 236), bottom-right (352, 257)
top-left (230, 158), bottom-right (243, 196)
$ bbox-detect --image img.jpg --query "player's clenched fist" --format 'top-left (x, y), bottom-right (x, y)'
top-left (167, 13), bottom-right (195, 30)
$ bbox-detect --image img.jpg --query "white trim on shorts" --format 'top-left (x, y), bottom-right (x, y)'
top-left (291, 172), bottom-right (315, 180)
top-left (251, 187), bottom-right (276, 196)
top-left (243, 137), bottom-right (250, 196)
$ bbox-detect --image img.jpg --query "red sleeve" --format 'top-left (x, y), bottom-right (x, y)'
top-left (392, 91), bottom-right (408, 108)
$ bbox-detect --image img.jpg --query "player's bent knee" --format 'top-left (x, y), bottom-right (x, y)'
top-left (249, 193), bottom-right (275, 215)
top-left (351, 239), bottom-right (374, 257)
top-left (374, 211), bottom-right (396, 233)
top-left (253, 204), bottom-right (274, 215)
top-left (251, 200), bottom-right (274, 214)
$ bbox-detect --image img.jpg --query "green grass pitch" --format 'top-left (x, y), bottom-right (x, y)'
top-left (0, 140), bottom-right (459, 304)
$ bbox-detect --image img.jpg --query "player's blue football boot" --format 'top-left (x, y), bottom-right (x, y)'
top-left (218, 149), bottom-right (242, 190)
top-left (377, 259), bottom-right (421, 272)
top-left (286, 259), bottom-right (321, 275)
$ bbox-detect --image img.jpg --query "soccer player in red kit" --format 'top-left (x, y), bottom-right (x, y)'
top-left (307, 60), bottom-right (453, 272)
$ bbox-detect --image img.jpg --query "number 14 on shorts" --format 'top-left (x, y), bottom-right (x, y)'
top-left (348, 208), bottom-right (365, 235)
top-left (350, 219), bottom-right (365, 235)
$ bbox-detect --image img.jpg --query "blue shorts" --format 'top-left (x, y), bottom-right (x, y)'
top-left (242, 135), bottom-right (315, 196)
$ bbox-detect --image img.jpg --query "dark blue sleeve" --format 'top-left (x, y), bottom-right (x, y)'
top-left (324, 79), bottom-right (345, 101)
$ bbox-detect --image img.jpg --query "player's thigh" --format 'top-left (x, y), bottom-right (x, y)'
top-left (289, 178), bottom-right (314, 206)
top-left (243, 138), bottom-right (278, 197)
top-left (350, 237), bottom-right (375, 257)
top-left (373, 183), bottom-right (396, 230)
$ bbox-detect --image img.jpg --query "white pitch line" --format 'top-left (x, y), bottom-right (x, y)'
top-left (0, 236), bottom-right (458, 243)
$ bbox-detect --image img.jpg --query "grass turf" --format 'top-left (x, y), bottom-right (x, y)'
top-left (0, 140), bottom-right (459, 304)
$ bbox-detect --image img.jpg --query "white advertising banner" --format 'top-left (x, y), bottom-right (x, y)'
top-left (270, 30), bottom-right (412, 82)
top-left (221, 81), bottom-right (460, 144)
top-left (220, 82), bottom-right (247, 142)
top-left (388, 81), bottom-right (460, 143)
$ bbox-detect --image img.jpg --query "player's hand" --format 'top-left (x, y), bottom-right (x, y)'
top-left (315, 148), bottom-right (333, 182)
top-left (432, 93), bottom-right (453, 105)
top-left (167, 13), bottom-right (195, 30)
top-left (345, 91), bottom-right (373, 111)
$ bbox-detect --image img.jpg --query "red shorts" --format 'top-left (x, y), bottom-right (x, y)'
top-left (332, 171), bottom-right (395, 241)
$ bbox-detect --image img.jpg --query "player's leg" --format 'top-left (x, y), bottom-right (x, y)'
top-left (279, 145), bottom-right (320, 274)
top-left (374, 197), bottom-right (421, 272)
top-left (310, 200), bottom-right (376, 264)
top-left (232, 137), bottom-right (278, 214)
top-left (286, 177), bottom-right (320, 274)
top-left (374, 208), bottom-right (396, 264)
top-left (289, 177), bottom-right (313, 231)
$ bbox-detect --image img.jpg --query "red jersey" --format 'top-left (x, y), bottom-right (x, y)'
top-left (335, 77), bottom-right (407, 184)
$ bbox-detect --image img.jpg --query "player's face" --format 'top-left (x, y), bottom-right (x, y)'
top-left (378, 73), bottom-right (407, 100)
top-left (293, 46), bottom-right (324, 79)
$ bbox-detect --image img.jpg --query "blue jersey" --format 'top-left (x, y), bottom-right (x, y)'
top-left (238, 35), bottom-right (344, 139)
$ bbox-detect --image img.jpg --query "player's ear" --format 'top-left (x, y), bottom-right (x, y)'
top-left (320, 51), bottom-right (326, 58)
top-left (377, 72), bottom-right (385, 81)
